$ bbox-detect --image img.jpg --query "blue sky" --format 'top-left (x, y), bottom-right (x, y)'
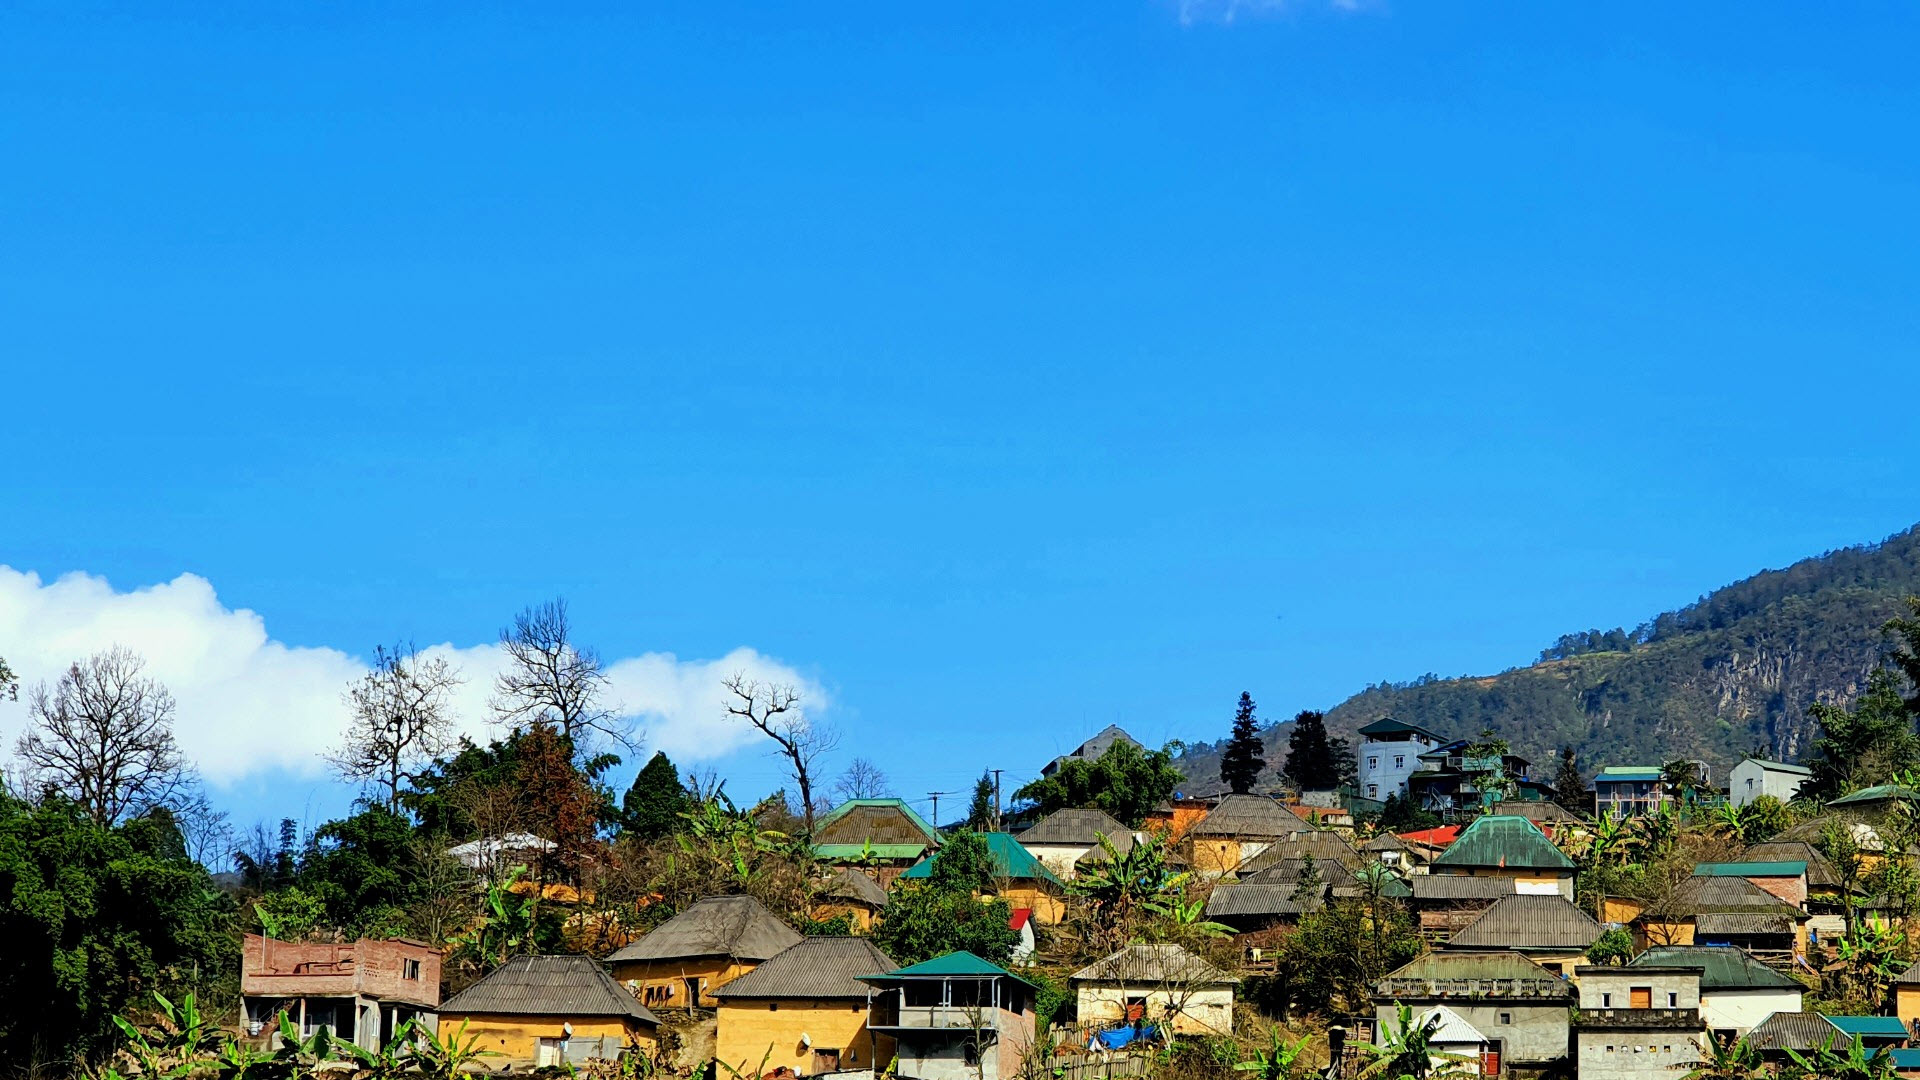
top-left (3, 2), bottom-right (1919, 835)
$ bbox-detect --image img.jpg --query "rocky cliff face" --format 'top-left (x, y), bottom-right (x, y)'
top-left (1179, 524), bottom-right (1920, 786)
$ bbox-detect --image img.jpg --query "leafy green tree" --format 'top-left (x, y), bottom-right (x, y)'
top-left (1742, 795), bottom-right (1791, 843)
top-left (1283, 710), bottom-right (1341, 792)
top-left (1552, 747), bottom-right (1587, 812)
top-left (1586, 927), bottom-right (1635, 965)
top-left (1012, 740), bottom-right (1185, 827)
top-left (296, 804), bottom-right (418, 936)
top-left (967, 770), bottom-right (996, 829)
top-left (1804, 668), bottom-right (1920, 800)
top-left (1783, 1030), bottom-right (1900, 1080)
top-left (873, 833), bottom-right (1018, 965)
top-left (1234, 1028), bottom-right (1313, 1080)
top-left (1662, 759), bottom-right (1704, 806)
top-left (0, 794), bottom-right (233, 1068)
top-left (1377, 793), bottom-right (1440, 832)
top-left (1220, 692), bottom-right (1266, 794)
top-left (621, 751), bottom-right (692, 840)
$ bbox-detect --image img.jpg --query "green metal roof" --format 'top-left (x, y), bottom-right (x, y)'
top-left (1827, 784), bottom-right (1920, 808)
top-left (1824, 1015), bottom-right (1909, 1038)
top-left (899, 831), bottom-right (1065, 887)
top-left (1695, 861), bottom-right (1807, 878)
top-left (813, 844), bottom-right (931, 860)
top-left (1429, 815), bottom-right (1575, 871)
top-left (814, 798), bottom-right (941, 840)
top-left (861, 950), bottom-right (1039, 990)
top-left (1631, 946), bottom-right (1803, 991)
top-left (1742, 759), bottom-right (1812, 776)
top-left (1357, 717), bottom-right (1443, 739)
top-left (1595, 766), bottom-right (1664, 781)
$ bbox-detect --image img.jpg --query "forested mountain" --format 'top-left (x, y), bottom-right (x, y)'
top-left (1180, 523), bottom-right (1920, 788)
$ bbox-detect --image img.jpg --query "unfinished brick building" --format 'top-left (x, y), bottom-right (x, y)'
top-left (240, 934), bottom-right (442, 1050)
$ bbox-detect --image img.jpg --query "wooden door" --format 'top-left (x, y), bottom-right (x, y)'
top-left (1629, 987), bottom-right (1652, 1009)
top-left (1481, 1041), bottom-right (1501, 1076)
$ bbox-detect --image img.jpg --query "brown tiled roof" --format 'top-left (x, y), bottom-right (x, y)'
top-left (1204, 883), bottom-right (1324, 919)
top-left (1669, 875), bottom-right (1810, 919)
top-left (1744, 842), bottom-right (1842, 889)
top-left (1490, 800), bottom-right (1586, 823)
top-left (1238, 832), bottom-right (1362, 873)
top-left (1243, 857), bottom-right (1359, 890)
top-left (1695, 912), bottom-right (1798, 935)
top-left (709, 938), bottom-right (895, 1000)
top-left (607, 896), bottom-right (803, 964)
top-left (441, 955), bottom-right (657, 1024)
top-left (1446, 895), bottom-right (1602, 950)
top-left (1190, 795), bottom-right (1312, 839)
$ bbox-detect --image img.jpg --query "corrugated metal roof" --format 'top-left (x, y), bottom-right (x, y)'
top-left (606, 895), bottom-right (803, 964)
top-left (1489, 800), bottom-right (1586, 823)
top-left (1828, 784), bottom-right (1920, 807)
top-left (813, 800), bottom-right (942, 848)
top-left (1045, 725), bottom-right (1142, 775)
top-left (1363, 833), bottom-right (1412, 852)
top-left (1410, 875), bottom-right (1516, 901)
top-left (1594, 767), bottom-right (1664, 780)
top-left (1237, 832), bottom-right (1362, 873)
top-left (1631, 946), bottom-right (1802, 990)
top-left (1016, 809), bottom-right (1129, 846)
top-left (1696, 912), bottom-right (1797, 935)
top-left (1069, 944), bottom-right (1238, 986)
top-left (1671, 875), bottom-right (1808, 918)
top-left (1446, 895), bottom-right (1602, 950)
top-left (441, 955), bottom-right (658, 1024)
top-left (1358, 718), bottom-right (1444, 740)
top-left (1822, 1015), bottom-right (1907, 1037)
top-left (1377, 950), bottom-right (1568, 987)
top-left (819, 867), bottom-right (889, 908)
top-left (1695, 861), bottom-right (1806, 878)
top-left (1743, 760), bottom-right (1813, 777)
top-left (1243, 857), bottom-right (1358, 889)
top-left (1430, 816), bottom-right (1575, 871)
top-left (1744, 842), bottom-right (1841, 889)
top-left (1204, 883), bottom-right (1325, 919)
top-left (1748, 1011), bottom-right (1835, 1051)
top-left (862, 951), bottom-right (1038, 990)
top-left (711, 937), bottom-right (896, 1000)
top-left (899, 832), bottom-right (1063, 886)
top-left (1190, 795), bottom-right (1313, 839)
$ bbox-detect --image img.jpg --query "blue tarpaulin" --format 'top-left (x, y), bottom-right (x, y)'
top-left (1090, 1024), bottom-right (1160, 1050)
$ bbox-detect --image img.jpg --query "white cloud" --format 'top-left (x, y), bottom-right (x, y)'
top-left (0, 567), bottom-right (827, 786)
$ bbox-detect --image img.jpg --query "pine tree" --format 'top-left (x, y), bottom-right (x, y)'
top-left (967, 770), bottom-right (997, 829)
top-left (1552, 747), bottom-right (1587, 813)
top-left (1219, 692), bottom-right (1267, 794)
top-left (1284, 709), bottom-right (1340, 791)
top-left (622, 751), bottom-right (692, 840)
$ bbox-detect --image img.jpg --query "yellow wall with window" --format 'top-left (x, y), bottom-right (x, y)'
top-left (714, 997), bottom-right (892, 1077)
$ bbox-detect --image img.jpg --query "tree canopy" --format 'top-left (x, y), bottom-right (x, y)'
top-left (1012, 740), bottom-right (1184, 827)
top-left (1219, 692), bottom-right (1266, 795)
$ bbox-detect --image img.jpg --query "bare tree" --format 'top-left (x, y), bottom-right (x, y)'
top-left (832, 756), bottom-right (894, 802)
top-left (329, 643), bottom-right (462, 813)
top-left (723, 674), bottom-right (838, 833)
top-left (174, 788), bottom-right (236, 868)
top-left (491, 598), bottom-right (632, 749)
top-left (16, 647), bottom-right (190, 826)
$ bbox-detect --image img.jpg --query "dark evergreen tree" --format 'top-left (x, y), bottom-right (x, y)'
top-left (1283, 709), bottom-right (1340, 791)
top-left (1219, 692), bottom-right (1266, 794)
top-left (967, 770), bottom-right (996, 829)
top-left (622, 751), bottom-right (692, 840)
top-left (1552, 747), bottom-right (1588, 813)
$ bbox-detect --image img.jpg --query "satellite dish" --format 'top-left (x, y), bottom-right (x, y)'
top-left (800, 1033), bottom-right (811, 1049)
top-left (562, 1022), bottom-right (574, 1038)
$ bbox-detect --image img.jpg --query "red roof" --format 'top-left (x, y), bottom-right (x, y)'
top-left (1397, 826), bottom-right (1461, 848)
top-left (1009, 908), bottom-right (1033, 931)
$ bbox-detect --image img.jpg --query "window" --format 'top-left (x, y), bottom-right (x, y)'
top-left (1498, 1012), bottom-right (1511, 1025)
top-left (1601, 993), bottom-right (1612, 1008)
top-left (1368, 757), bottom-right (1379, 769)
top-left (769, 1003), bottom-right (779, 1011)
top-left (402, 958), bottom-right (421, 980)
top-left (1395, 756), bottom-right (1405, 768)
top-left (1605, 1046), bottom-right (1614, 1053)
top-left (1368, 785), bottom-right (1378, 799)
top-left (1667, 992), bottom-right (1677, 1008)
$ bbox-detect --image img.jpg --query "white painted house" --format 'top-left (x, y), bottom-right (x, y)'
top-left (1727, 759), bottom-right (1811, 808)
top-left (1069, 945), bottom-right (1238, 1036)
top-left (1631, 946), bottom-right (1803, 1039)
top-left (1015, 808), bottom-right (1135, 881)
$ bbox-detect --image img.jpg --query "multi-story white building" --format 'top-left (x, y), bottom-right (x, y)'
top-left (1357, 717), bottom-right (1445, 801)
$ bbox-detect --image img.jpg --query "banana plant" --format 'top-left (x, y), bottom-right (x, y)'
top-left (1233, 1028), bottom-right (1313, 1080)
top-left (110, 992), bottom-right (221, 1079)
top-left (404, 1019), bottom-right (497, 1080)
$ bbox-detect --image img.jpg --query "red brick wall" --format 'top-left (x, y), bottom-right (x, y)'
top-left (242, 935), bottom-right (441, 1007)
top-left (1746, 874), bottom-right (1808, 910)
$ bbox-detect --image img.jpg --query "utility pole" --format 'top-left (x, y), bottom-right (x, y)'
top-left (928, 790), bottom-right (958, 829)
top-left (990, 769), bottom-right (1005, 832)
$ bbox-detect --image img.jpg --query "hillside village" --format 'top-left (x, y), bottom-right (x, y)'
top-left (10, 598), bottom-right (1920, 1080)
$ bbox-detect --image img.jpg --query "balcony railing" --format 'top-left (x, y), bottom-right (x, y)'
top-left (869, 1004), bottom-right (1000, 1030)
top-left (1576, 1008), bottom-right (1703, 1031)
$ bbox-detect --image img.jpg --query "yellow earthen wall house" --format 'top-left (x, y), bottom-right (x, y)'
top-left (714, 997), bottom-right (892, 1076)
top-left (434, 956), bottom-right (660, 1068)
top-left (609, 956), bottom-right (759, 1009)
top-left (441, 1013), bottom-right (655, 1062)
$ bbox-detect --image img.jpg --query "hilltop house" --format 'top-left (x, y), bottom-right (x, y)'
top-left (1043, 725), bottom-right (1141, 778)
top-left (1409, 875), bottom-right (1524, 941)
top-left (1015, 808), bottom-right (1135, 880)
top-left (712, 937), bottom-right (898, 1078)
top-left (1374, 951), bottom-right (1572, 1078)
top-left (1427, 815), bottom-right (1576, 899)
top-left (1729, 759), bottom-right (1812, 807)
top-left (1606, 875), bottom-right (1809, 962)
top-left (861, 952), bottom-right (1038, 1080)
top-left (239, 934), bottom-right (441, 1051)
top-left (1574, 964), bottom-right (1706, 1080)
top-left (1070, 945), bottom-right (1238, 1036)
top-left (1631, 946), bottom-right (1804, 1040)
top-left (1186, 794), bottom-right (1312, 875)
top-left (900, 832), bottom-right (1067, 924)
top-left (607, 895), bottom-right (803, 1009)
top-left (1442, 894), bottom-right (1604, 977)
top-left (1357, 718), bottom-right (1446, 801)
top-left (812, 799), bottom-right (943, 883)
top-left (811, 867), bottom-right (890, 931)
top-left (437, 955), bottom-right (658, 1067)
top-left (1234, 829), bottom-right (1365, 875)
